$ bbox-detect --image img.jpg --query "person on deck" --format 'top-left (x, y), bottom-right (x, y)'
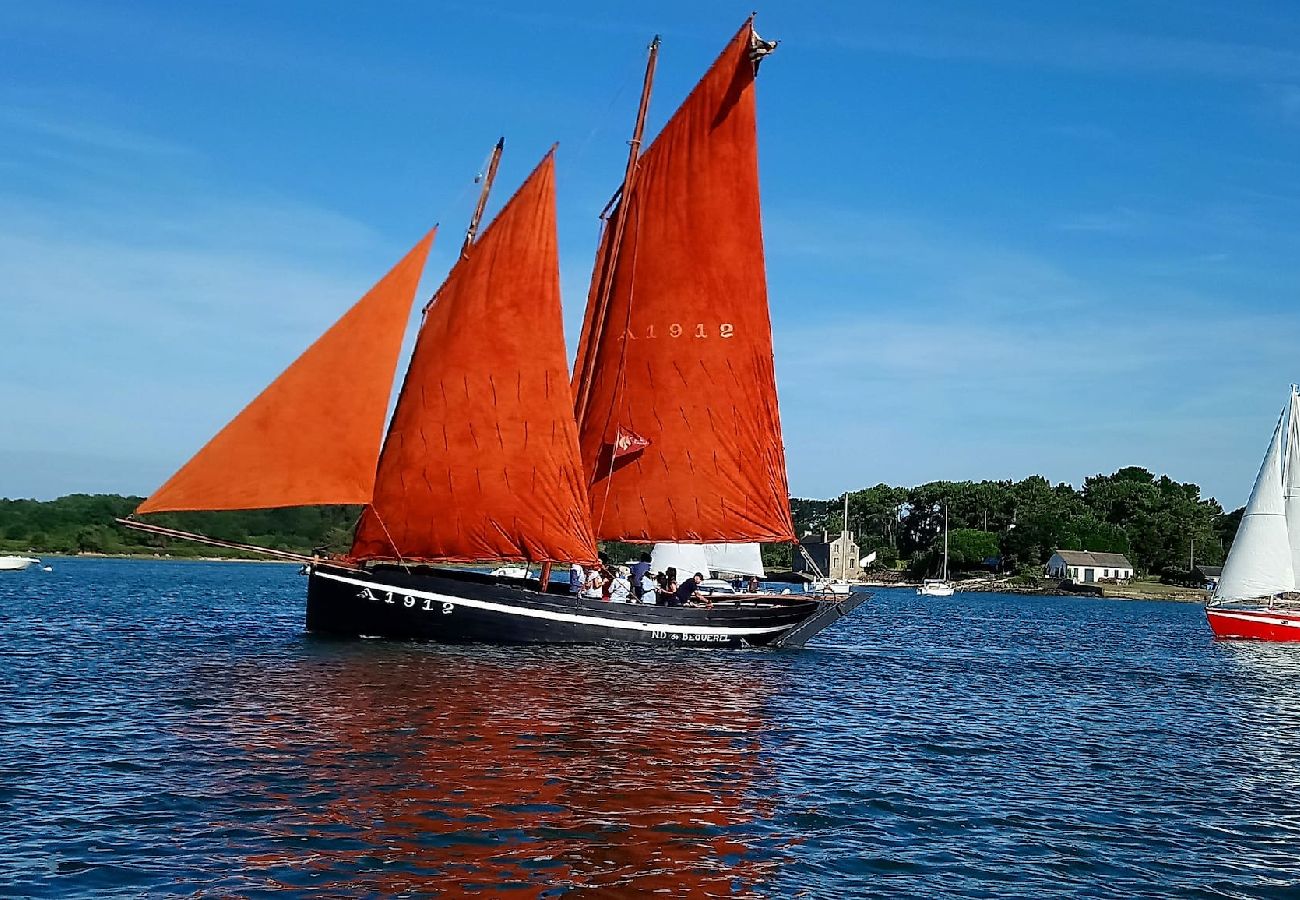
top-left (639, 569), bottom-right (658, 603)
top-left (747, 575), bottom-right (760, 593)
top-left (658, 568), bottom-right (679, 606)
top-left (610, 566), bottom-right (632, 603)
top-left (630, 552), bottom-right (652, 601)
top-left (673, 572), bottom-right (709, 608)
top-left (569, 563), bottom-right (584, 595)
top-left (581, 567), bottom-right (604, 600)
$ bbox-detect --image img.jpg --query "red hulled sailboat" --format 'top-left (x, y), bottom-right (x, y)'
top-left (1205, 386), bottom-right (1300, 640)
top-left (123, 21), bottom-right (865, 647)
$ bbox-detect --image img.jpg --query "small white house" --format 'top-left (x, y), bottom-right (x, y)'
top-left (1047, 550), bottom-right (1134, 583)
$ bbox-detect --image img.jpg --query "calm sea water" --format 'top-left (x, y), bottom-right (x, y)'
top-left (2, 559), bottom-right (1299, 897)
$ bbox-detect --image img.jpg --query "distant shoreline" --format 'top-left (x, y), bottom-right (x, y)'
top-left (29, 553), bottom-right (300, 565)
top-left (17, 556), bottom-right (1211, 603)
top-left (861, 578), bottom-right (1209, 604)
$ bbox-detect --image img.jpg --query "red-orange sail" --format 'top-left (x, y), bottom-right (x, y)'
top-left (351, 151), bottom-right (599, 564)
top-left (572, 22), bottom-right (797, 544)
top-left (136, 230), bottom-right (435, 514)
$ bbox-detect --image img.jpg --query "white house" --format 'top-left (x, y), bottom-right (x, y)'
top-left (1047, 550), bottom-right (1134, 583)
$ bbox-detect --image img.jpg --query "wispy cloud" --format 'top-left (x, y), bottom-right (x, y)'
top-left (0, 111), bottom-right (443, 499)
top-left (0, 105), bottom-right (192, 158)
top-left (765, 211), bottom-right (1300, 507)
top-left (822, 16), bottom-right (1300, 83)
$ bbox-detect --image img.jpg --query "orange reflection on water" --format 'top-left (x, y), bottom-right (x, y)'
top-left (230, 647), bottom-right (785, 896)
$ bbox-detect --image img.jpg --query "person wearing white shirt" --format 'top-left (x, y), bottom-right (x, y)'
top-left (581, 568), bottom-right (604, 600)
top-left (610, 566), bottom-right (632, 603)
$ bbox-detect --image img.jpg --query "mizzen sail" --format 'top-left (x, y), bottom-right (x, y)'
top-left (351, 151), bottom-right (599, 564)
top-left (136, 230), bottom-right (435, 514)
top-left (573, 22), bottom-right (796, 545)
top-left (1217, 408), bottom-right (1296, 600)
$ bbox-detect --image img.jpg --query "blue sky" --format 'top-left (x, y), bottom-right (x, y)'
top-left (4, 1), bottom-right (1300, 509)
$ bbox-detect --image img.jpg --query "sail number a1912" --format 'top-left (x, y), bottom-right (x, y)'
top-left (627, 322), bottom-right (734, 340)
top-left (359, 586), bottom-right (453, 615)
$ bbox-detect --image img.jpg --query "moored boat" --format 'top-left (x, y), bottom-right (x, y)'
top-left (809, 577), bottom-right (853, 596)
top-left (917, 503), bottom-right (956, 596)
top-left (0, 555), bottom-right (40, 571)
top-left (121, 20), bottom-right (866, 648)
top-left (918, 579), bottom-right (955, 597)
top-left (1206, 386), bottom-right (1300, 640)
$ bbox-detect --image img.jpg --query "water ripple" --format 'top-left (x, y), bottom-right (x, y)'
top-left (3, 560), bottom-right (1300, 896)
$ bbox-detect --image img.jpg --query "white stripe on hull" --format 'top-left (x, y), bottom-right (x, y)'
top-left (315, 570), bottom-right (796, 638)
top-left (1206, 609), bottom-right (1300, 628)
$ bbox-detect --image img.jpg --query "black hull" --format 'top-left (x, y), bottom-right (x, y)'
top-left (305, 563), bottom-right (865, 648)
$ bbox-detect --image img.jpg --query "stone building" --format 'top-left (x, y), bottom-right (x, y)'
top-left (795, 530), bottom-right (862, 580)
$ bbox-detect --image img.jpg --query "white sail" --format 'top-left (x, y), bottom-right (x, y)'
top-left (650, 543), bottom-right (765, 578)
top-left (704, 543), bottom-right (765, 578)
top-left (650, 543), bottom-right (710, 579)
top-left (1217, 408), bottom-right (1295, 600)
top-left (1285, 387), bottom-right (1300, 589)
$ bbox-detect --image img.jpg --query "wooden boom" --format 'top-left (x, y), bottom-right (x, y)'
top-left (115, 518), bottom-right (315, 562)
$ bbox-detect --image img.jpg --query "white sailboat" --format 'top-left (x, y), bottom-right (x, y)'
top-left (1207, 386), bottom-right (1300, 640)
top-left (918, 504), bottom-right (955, 597)
top-left (0, 556), bottom-right (41, 571)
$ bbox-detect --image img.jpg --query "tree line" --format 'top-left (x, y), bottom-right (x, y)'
top-left (0, 495), bottom-right (361, 558)
top-left (1, 466), bottom-right (1243, 576)
top-left (790, 466), bottom-right (1242, 578)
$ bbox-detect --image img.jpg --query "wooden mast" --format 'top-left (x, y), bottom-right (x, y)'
top-left (424, 138), bottom-right (504, 315)
top-left (463, 137), bottom-right (504, 255)
top-left (573, 35), bottom-right (660, 418)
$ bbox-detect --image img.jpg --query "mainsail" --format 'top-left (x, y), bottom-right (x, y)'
top-left (136, 231), bottom-right (436, 514)
top-left (351, 151), bottom-right (599, 564)
top-left (1285, 387), bottom-right (1300, 585)
top-left (572, 21), bottom-right (797, 546)
top-left (1217, 408), bottom-right (1296, 600)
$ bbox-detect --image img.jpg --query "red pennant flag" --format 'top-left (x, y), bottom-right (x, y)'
top-left (612, 426), bottom-right (649, 460)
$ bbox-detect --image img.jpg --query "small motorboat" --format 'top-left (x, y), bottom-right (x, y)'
top-left (489, 565), bottom-right (529, 579)
top-left (0, 556), bottom-right (40, 571)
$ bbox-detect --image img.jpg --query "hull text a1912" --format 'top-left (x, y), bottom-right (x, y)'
top-left (306, 564), bottom-right (865, 649)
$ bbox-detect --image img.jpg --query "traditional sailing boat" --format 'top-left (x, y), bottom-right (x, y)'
top-left (121, 21), bottom-right (865, 647)
top-left (1206, 386), bottom-right (1300, 640)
